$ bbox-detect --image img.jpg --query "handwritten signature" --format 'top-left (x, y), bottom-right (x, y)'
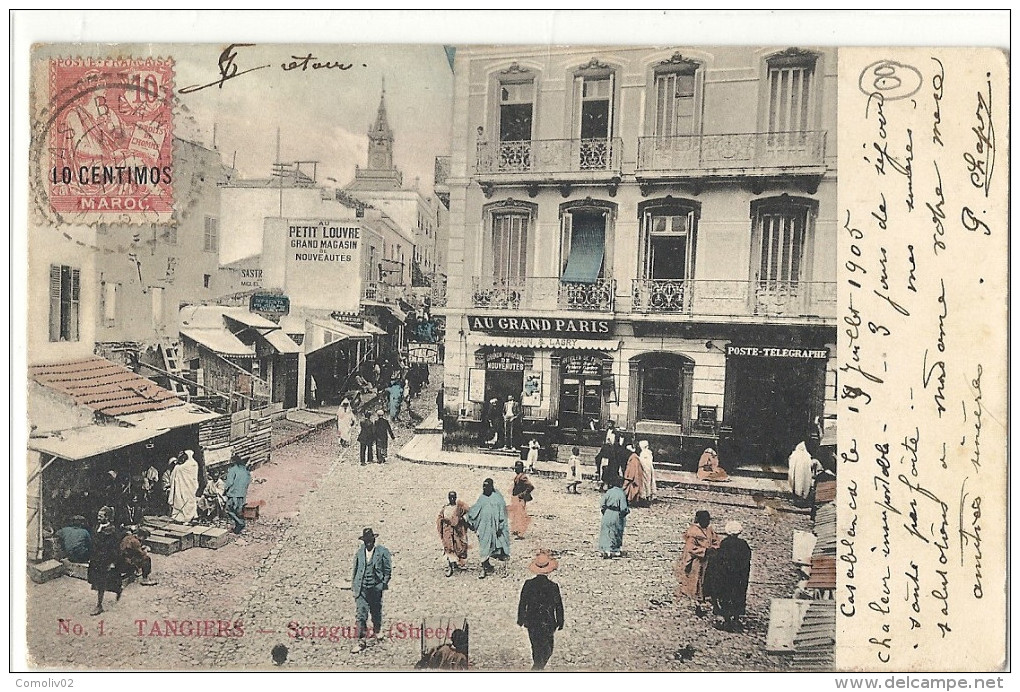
top-left (963, 73), bottom-right (995, 196)
top-left (180, 43), bottom-right (359, 95)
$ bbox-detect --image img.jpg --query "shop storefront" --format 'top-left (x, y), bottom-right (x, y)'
top-left (463, 314), bottom-right (619, 445)
top-left (722, 344), bottom-right (828, 466)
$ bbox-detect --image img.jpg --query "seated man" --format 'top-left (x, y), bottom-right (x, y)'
top-left (415, 628), bottom-right (469, 670)
top-left (119, 527), bottom-right (157, 586)
top-left (56, 515), bottom-right (91, 563)
top-left (198, 472), bottom-right (226, 521)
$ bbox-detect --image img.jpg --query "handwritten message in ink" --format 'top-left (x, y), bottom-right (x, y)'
top-left (837, 48), bottom-right (1007, 671)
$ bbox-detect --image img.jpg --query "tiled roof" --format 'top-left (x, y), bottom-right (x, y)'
top-left (29, 356), bottom-right (185, 417)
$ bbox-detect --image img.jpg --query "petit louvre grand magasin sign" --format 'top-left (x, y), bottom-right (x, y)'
top-left (468, 315), bottom-right (613, 339)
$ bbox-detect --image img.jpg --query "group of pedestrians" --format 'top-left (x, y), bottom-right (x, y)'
top-left (336, 405), bottom-right (397, 466)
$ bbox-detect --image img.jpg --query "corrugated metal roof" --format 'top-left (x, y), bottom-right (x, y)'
top-left (815, 480), bottom-right (837, 504)
top-left (263, 329), bottom-right (302, 354)
top-left (805, 555), bottom-right (836, 589)
top-left (790, 601), bottom-right (836, 669)
top-left (181, 327), bottom-right (256, 357)
top-left (221, 307), bottom-right (278, 329)
top-left (29, 357), bottom-right (184, 417)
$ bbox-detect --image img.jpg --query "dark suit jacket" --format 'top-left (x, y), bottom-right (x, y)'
top-left (358, 419), bottom-right (375, 444)
top-left (351, 544), bottom-right (393, 598)
top-left (517, 575), bottom-right (564, 631)
top-left (373, 418), bottom-right (395, 445)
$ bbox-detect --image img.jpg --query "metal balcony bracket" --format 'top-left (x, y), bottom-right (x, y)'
top-left (607, 176), bottom-right (621, 197)
top-left (527, 184), bottom-right (540, 198)
top-left (559, 183), bottom-right (572, 198)
top-left (639, 182), bottom-right (653, 197)
top-left (480, 182), bottom-right (494, 199)
top-left (797, 175), bottom-right (822, 195)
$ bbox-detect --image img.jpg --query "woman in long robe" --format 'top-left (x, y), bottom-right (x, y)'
top-left (787, 441), bottom-right (814, 499)
top-left (87, 506), bottom-right (124, 615)
top-left (697, 448), bottom-right (730, 482)
top-left (638, 440), bottom-right (657, 502)
top-left (623, 446), bottom-right (646, 506)
top-left (168, 452), bottom-right (199, 523)
top-left (676, 510), bottom-right (721, 611)
top-left (598, 477), bottom-right (630, 557)
top-left (703, 520), bottom-right (752, 629)
top-left (437, 491), bottom-right (470, 574)
top-left (336, 398), bottom-right (357, 447)
top-left (509, 461), bottom-right (535, 538)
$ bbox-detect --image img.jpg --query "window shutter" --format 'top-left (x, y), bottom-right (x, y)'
top-left (572, 76), bottom-right (583, 140)
top-left (560, 212), bottom-right (573, 275)
top-left (606, 72), bottom-right (615, 138)
top-left (48, 265), bottom-right (61, 342)
top-left (69, 268), bottom-right (80, 341)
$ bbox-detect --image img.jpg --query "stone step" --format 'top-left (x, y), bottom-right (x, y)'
top-left (733, 463), bottom-right (788, 481)
top-left (28, 559), bottom-right (65, 584)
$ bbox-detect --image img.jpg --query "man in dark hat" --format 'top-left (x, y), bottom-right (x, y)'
top-left (350, 527), bottom-right (392, 653)
top-left (373, 409), bottom-right (396, 464)
top-left (517, 549), bottom-right (565, 670)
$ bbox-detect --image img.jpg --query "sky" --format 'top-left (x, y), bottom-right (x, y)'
top-left (171, 43), bottom-right (454, 190)
top-left (31, 42), bottom-right (454, 191)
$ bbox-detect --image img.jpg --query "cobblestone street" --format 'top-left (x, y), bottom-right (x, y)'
top-left (28, 381), bottom-right (810, 672)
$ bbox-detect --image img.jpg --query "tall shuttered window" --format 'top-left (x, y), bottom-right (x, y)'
top-left (499, 81), bottom-right (534, 143)
top-left (48, 264), bottom-right (80, 342)
top-left (203, 216), bottom-right (219, 253)
top-left (652, 56), bottom-right (700, 137)
top-left (767, 52), bottom-right (816, 134)
top-left (752, 198), bottom-right (815, 286)
top-left (492, 212), bottom-right (529, 280)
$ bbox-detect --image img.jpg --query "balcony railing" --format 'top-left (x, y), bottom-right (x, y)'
top-left (362, 281), bottom-right (405, 304)
top-left (471, 276), bottom-right (616, 312)
top-left (476, 138), bottom-right (623, 177)
top-left (631, 279), bottom-right (835, 319)
top-left (636, 131), bottom-right (826, 175)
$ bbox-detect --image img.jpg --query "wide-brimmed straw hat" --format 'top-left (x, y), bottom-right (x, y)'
top-left (359, 528), bottom-right (379, 542)
top-left (528, 550), bottom-right (559, 574)
top-left (725, 521), bottom-right (743, 536)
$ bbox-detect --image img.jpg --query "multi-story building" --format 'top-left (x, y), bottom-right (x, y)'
top-left (439, 45), bottom-right (837, 468)
top-left (91, 137), bottom-right (226, 367)
top-left (216, 175), bottom-right (415, 407)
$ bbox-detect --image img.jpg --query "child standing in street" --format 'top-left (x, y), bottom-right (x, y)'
top-left (566, 446), bottom-right (582, 494)
top-left (526, 439), bottom-right (540, 473)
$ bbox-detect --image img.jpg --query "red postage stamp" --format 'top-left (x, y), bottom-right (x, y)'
top-left (46, 56), bottom-right (174, 218)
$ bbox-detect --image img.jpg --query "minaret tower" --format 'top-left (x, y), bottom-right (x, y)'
top-left (348, 78), bottom-right (403, 191)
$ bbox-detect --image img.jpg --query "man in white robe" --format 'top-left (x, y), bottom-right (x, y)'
top-left (168, 451), bottom-right (199, 523)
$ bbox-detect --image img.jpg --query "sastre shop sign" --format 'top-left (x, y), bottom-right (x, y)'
top-left (468, 314), bottom-right (613, 339)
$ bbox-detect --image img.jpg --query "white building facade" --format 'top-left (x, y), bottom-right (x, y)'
top-left (439, 45), bottom-right (838, 469)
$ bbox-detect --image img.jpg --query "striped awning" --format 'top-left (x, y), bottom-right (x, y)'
top-left (561, 219), bottom-right (605, 284)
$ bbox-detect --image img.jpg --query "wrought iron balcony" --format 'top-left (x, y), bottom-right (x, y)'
top-left (362, 281), bottom-right (404, 304)
top-left (636, 131), bottom-right (827, 177)
top-left (475, 138), bottom-right (623, 178)
top-left (631, 278), bottom-right (835, 320)
top-left (471, 276), bottom-right (616, 313)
